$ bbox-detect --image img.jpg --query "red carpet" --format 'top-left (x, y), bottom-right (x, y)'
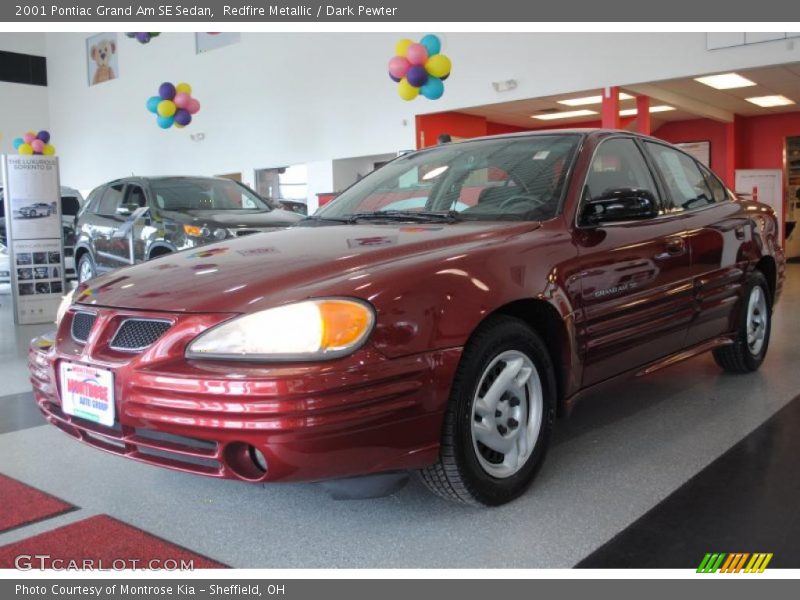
top-left (0, 515), bottom-right (225, 569)
top-left (0, 474), bottom-right (76, 533)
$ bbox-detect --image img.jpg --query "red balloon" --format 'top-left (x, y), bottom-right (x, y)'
top-left (406, 43), bottom-right (429, 66)
top-left (388, 56), bottom-right (410, 80)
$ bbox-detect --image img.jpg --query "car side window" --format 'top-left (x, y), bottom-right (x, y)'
top-left (585, 138), bottom-right (659, 203)
top-left (96, 183), bottom-right (125, 215)
top-left (645, 142), bottom-right (715, 212)
top-left (699, 164), bottom-right (729, 204)
top-left (80, 188), bottom-right (102, 216)
top-left (125, 185), bottom-right (147, 208)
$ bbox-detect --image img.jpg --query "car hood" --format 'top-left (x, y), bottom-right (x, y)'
top-left (76, 221), bottom-right (541, 314)
top-left (161, 208), bottom-right (301, 228)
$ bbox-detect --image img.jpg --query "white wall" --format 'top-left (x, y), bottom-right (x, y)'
top-left (332, 152), bottom-right (397, 192)
top-left (43, 32), bottom-right (800, 196)
top-left (0, 33), bottom-right (49, 158)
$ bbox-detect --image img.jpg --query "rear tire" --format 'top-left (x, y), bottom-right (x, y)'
top-left (419, 315), bottom-right (556, 506)
top-left (77, 253), bottom-right (96, 284)
top-left (712, 271), bottom-right (771, 373)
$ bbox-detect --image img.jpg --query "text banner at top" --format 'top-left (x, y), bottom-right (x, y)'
top-left (2, 0), bottom-right (799, 22)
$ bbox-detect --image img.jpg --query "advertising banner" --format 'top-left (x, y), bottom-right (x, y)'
top-left (1, 155), bottom-right (66, 325)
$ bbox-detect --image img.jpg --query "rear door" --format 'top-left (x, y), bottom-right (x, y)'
top-left (643, 141), bottom-right (749, 346)
top-left (91, 182), bottom-right (126, 273)
top-left (572, 136), bottom-right (695, 386)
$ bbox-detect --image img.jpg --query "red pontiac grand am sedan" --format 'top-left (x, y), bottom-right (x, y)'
top-left (29, 130), bottom-right (785, 506)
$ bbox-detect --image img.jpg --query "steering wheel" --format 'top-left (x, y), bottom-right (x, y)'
top-left (497, 194), bottom-right (549, 211)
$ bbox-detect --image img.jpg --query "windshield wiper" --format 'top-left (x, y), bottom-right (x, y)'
top-left (297, 215), bottom-right (352, 226)
top-left (346, 210), bottom-right (461, 224)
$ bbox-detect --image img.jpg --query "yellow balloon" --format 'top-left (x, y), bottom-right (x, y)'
top-left (395, 38), bottom-right (414, 57)
top-left (157, 99), bottom-right (177, 118)
top-left (425, 54), bottom-right (451, 79)
top-left (175, 82), bottom-right (192, 95)
top-left (19, 143), bottom-right (33, 155)
top-left (43, 144), bottom-right (55, 155)
top-left (174, 123), bottom-right (184, 129)
top-left (398, 77), bottom-right (419, 101)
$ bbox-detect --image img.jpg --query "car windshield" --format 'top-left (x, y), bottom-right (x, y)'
top-left (317, 134), bottom-right (581, 222)
top-left (150, 178), bottom-right (271, 211)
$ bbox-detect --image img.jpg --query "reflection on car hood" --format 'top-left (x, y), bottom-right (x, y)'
top-left (160, 208), bottom-right (302, 228)
top-left (75, 221), bottom-right (541, 313)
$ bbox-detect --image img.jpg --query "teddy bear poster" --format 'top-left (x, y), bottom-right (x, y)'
top-left (86, 32), bottom-right (119, 86)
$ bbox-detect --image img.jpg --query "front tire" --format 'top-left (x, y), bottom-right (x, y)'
top-left (713, 271), bottom-right (771, 373)
top-left (419, 315), bottom-right (556, 506)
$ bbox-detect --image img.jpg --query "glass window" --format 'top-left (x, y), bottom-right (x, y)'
top-left (96, 183), bottom-right (125, 215)
top-left (585, 138), bottom-right (658, 201)
top-left (150, 178), bottom-right (271, 211)
top-left (125, 185), bottom-right (147, 208)
top-left (700, 164), bottom-right (729, 204)
top-left (645, 142), bottom-right (715, 212)
top-left (317, 135), bottom-right (581, 221)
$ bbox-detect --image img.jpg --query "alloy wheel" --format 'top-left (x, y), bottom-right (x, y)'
top-left (470, 350), bottom-right (543, 479)
top-left (746, 285), bottom-right (768, 356)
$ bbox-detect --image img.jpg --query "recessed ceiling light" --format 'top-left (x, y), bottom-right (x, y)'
top-left (619, 105), bottom-right (676, 116)
top-left (532, 109), bottom-right (597, 121)
top-left (558, 93), bottom-right (634, 106)
top-left (694, 73), bottom-right (756, 89)
top-left (746, 95), bottom-right (795, 107)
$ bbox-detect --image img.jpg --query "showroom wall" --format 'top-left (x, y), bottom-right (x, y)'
top-left (0, 33), bottom-right (49, 158)
top-left (38, 32), bottom-right (800, 209)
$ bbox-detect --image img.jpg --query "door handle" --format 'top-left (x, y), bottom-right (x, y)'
top-left (656, 237), bottom-right (686, 260)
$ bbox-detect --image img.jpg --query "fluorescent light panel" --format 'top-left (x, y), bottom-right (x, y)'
top-left (619, 105), bottom-right (676, 116)
top-left (532, 109), bottom-right (597, 121)
top-left (694, 73), bottom-right (756, 89)
top-left (746, 95), bottom-right (795, 107)
top-left (558, 93), bottom-right (634, 106)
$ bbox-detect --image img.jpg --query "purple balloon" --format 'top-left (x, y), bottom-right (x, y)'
top-left (174, 109), bottom-right (192, 127)
top-left (158, 82), bottom-right (176, 100)
top-left (389, 73), bottom-right (401, 83)
top-left (36, 130), bottom-right (50, 143)
top-left (125, 32), bottom-right (136, 38)
top-left (136, 32), bottom-right (151, 43)
top-left (406, 65), bottom-right (429, 88)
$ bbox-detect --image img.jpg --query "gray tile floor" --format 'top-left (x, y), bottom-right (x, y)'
top-left (0, 266), bottom-right (797, 568)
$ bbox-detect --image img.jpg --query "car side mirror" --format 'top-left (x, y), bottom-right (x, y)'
top-left (582, 188), bottom-right (657, 225)
top-left (116, 203), bottom-right (143, 217)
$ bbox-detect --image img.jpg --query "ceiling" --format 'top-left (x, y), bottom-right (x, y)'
top-left (458, 62), bottom-right (800, 129)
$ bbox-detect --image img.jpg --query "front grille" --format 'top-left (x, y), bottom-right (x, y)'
top-left (71, 312), bottom-right (96, 343)
top-left (234, 229), bottom-right (260, 237)
top-left (110, 318), bottom-right (172, 351)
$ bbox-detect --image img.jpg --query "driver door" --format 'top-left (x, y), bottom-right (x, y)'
top-left (572, 137), bottom-right (695, 387)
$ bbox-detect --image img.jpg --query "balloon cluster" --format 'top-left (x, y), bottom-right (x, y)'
top-left (146, 82), bottom-right (201, 129)
top-left (126, 32), bottom-right (160, 44)
top-left (13, 131), bottom-right (55, 155)
top-left (388, 34), bottom-right (451, 101)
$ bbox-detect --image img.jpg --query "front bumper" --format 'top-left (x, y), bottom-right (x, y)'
top-left (28, 307), bottom-right (461, 483)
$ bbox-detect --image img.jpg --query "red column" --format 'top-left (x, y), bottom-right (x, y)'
top-left (601, 86), bottom-right (620, 129)
top-left (636, 95), bottom-right (651, 135)
top-left (724, 118), bottom-right (737, 189)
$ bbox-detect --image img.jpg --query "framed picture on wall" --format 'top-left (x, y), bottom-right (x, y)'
top-left (195, 33), bottom-right (241, 54)
top-left (86, 33), bottom-right (119, 86)
top-left (675, 140), bottom-right (711, 167)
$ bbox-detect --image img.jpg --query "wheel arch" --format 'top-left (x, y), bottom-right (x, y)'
top-left (481, 298), bottom-right (575, 417)
top-left (147, 243), bottom-right (175, 260)
top-left (754, 255), bottom-right (777, 306)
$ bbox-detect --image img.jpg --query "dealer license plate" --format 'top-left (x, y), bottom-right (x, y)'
top-left (59, 362), bottom-right (115, 427)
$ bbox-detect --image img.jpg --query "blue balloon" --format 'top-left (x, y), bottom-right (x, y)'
top-left (12, 137), bottom-right (24, 150)
top-left (156, 115), bottom-right (174, 129)
top-left (146, 95), bottom-right (161, 114)
top-left (420, 34), bottom-right (442, 57)
top-left (420, 76), bottom-right (444, 100)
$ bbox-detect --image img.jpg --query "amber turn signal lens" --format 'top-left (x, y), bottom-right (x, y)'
top-left (183, 224), bottom-right (203, 236)
top-left (318, 300), bottom-right (374, 351)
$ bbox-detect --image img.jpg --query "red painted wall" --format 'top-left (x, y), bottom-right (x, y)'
top-left (737, 112), bottom-right (800, 170)
top-left (415, 112), bottom-right (488, 148)
top-left (654, 118), bottom-right (729, 177)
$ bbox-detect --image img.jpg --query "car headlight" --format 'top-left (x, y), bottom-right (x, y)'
top-left (186, 298), bottom-right (375, 361)
top-left (55, 290), bottom-right (76, 326)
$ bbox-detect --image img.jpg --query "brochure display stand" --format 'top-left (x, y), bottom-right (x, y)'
top-left (1, 154), bottom-right (66, 325)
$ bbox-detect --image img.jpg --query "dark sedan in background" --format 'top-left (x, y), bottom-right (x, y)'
top-left (74, 176), bottom-right (302, 282)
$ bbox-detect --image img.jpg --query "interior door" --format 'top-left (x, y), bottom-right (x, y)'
top-left (92, 183), bottom-right (126, 273)
top-left (644, 141), bottom-right (749, 346)
top-left (572, 137), bottom-right (696, 387)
